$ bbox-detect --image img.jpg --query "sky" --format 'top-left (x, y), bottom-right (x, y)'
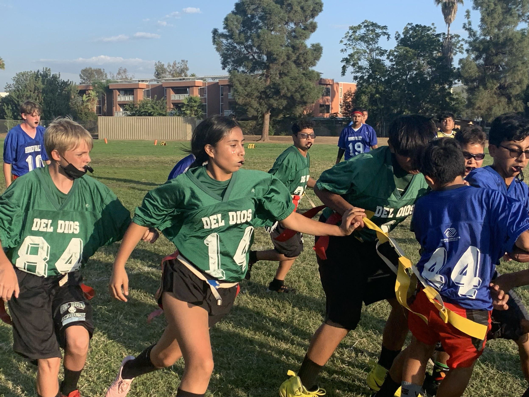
top-left (0, 0), bottom-right (480, 91)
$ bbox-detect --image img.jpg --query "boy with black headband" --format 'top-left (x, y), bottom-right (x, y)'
top-left (0, 119), bottom-right (155, 397)
top-left (336, 107), bottom-right (378, 163)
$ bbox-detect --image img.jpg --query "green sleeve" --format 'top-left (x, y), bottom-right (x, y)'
top-left (254, 175), bottom-right (295, 226)
top-left (133, 181), bottom-right (183, 230)
top-left (0, 182), bottom-right (26, 250)
top-left (269, 155), bottom-right (295, 192)
top-left (100, 191), bottom-right (131, 245)
top-left (316, 161), bottom-right (356, 195)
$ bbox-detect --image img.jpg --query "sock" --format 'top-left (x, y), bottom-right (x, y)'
top-left (60, 368), bottom-right (83, 395)
top-left (298, 356), bottom-right (323, 391)
top-left (269, 278), bottom-right (284, 291)
top-left (249, 250), bottom-right (258, 264)
top-left (122, 344), bottom-right (158, 380)
top-left (401, 381), bottom-right (423, 397)
top-left (176, 389), bottom-right (205, 397)
top-left (376, 372), bottom-right (401, 397)
top-left (377, 346), bottom-right (401, 370)
top-left (432, 360), bottom-right (449, 381)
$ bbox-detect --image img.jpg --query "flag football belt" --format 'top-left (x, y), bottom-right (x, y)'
top-left (273, 205), bottom-right (326, 242)
top-left (148, 251), bottom-right (240, 323)
top-left (362, 217), bottom-right (488, 340)
top-left (0, 276), bottom-right (95, 326)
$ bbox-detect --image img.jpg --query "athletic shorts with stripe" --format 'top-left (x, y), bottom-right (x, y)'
top-left (408, 289), bottom-right (491, 368)
top-left (316, 230), bottom-right (399, 331)
top-left (159, 255), bottom-right (239, 327)
top-left (269, 221), bottom-right (303, 258)
top-left (7, 269), bottom-right (94, 362)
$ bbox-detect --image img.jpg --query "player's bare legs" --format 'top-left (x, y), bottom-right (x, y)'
top-left (161, 291), bottom-right (213, 394)
top-left (305, 323), bottom-right (348, 365)
top-left (149, 325), bottom-right (184, 368)
top-left (402, 337), bottom-right (435, 387)
top-left (64, 326), bottom-right (90, 371)
top-left (274, 258), bottom-right (296, 281)
top-left (37, 357), bottom-right (61, 397)
top-left (436, 366), bottom-right (474, 397)
top-left (255, 249), bottom-right (291, 262)
top-left (383, 299), bottom-right (409, 351)
top-left (517, 333), bottom-right (529, 382)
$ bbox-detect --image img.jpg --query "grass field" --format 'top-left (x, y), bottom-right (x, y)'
top-left (0, 139), bottom-right (528, 397)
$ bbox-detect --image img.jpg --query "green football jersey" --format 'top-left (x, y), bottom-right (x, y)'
top-left (0, 167), bottom-right (131, 277)
top-left (269, 146), bottom-right (311, 197)
top-left (317, 146), bottom-right (428, 242)
top-left (133, 166), bottom-right (295, 282)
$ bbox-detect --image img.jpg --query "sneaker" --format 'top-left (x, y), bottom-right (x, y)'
top-left (61, 391), bottom-right (81, 397)
top-left (268, 283), bottom-right (297, 294)
top-left (366, 363), bottom-right (388, 392)
top-left (279, 370), bottom-right (326, 396)
top-left (106, 356), bottom-right (135, 397)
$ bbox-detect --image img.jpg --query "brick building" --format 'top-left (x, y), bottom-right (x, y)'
top-left (78, 76), bottom-right (355, 118)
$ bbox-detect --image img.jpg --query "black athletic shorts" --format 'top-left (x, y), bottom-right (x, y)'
top-left (7, 269), bottom-right (94, 362)
top-left (269, 222), bottom-right (304, 258)
top-left (160, 256), bottom-right (238, 327)
top-left (489, 289), bottom-right (529, 341)
top-left (317, 232), bottom-right (399, 331)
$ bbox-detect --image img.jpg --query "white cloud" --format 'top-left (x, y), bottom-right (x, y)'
top-left (143, 18), bottom-right (150, 22)
top-left (99, 34), bottom-right (129, 42)
top-left (182, 7), bottom-right (201, 13)
top-left (157, 20), bottom-right (173, 27)
top-left (165, 11), bottom-right (180, 18)
top-left (133, 32), bottom-right (161, 39)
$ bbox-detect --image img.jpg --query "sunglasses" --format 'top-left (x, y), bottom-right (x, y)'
top-left (499, 145), bottom-right (529, 159)
top-left (298, 133), bottom-right (316, 139)
top-left (462, 151), bottom-right (485, 161)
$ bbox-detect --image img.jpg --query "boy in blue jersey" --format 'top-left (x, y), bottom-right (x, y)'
top-left (336, 107), bottom-right (378, 163)
top-left (375, 138), bottom-right (529, 397)
top-left (3, 101), bottom-right (49, 188)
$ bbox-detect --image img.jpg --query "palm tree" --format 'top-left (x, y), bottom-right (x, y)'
top-left (435, 0), bottom-right (464, 39)
top-left (435, 0), bottom-right (464, 64)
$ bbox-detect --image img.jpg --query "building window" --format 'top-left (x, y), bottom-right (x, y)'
top-left (319, 104), bottom-right (330, 114)
top-left (339, 86), bottom-right (343, 98)
top-left (322, 86), bottom-right (331, 97)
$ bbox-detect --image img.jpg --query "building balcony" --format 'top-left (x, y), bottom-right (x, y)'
top-left (171, 94), bottom-right (189, 100)
top-left (117, 95), bottom-right (134, 102)
top-left (115, 111), bottom-right (130, 117)
top-left (223, 110), bottom-right (234, 116)
top-left (228, 92), bottom-right (233, 99)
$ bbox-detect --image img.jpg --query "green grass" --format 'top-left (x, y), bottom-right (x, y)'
top-left (0, 141), bottom-right (527, 396)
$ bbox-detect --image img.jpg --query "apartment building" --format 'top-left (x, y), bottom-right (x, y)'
top-left (78, 76), bottom-right (354, 118)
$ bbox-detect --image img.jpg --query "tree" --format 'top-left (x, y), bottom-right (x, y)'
top-left (110, 67), bottom-right (134, 81)
top-left (79, 67), bottom-right (108, 84)
top-left (213, 0), bottom-right (324, 141)
top-left (341, 89), bottom-right (355, 117)
top-left (0, 57), bottom-right (4, 70)
top-left (0, 68), bottom-right (77, 121)
top-left (174, 96), bottom-right (203, 118)
top-left (434, 0), bottom-right (464, 63)
top-left (154, 60), bottom-right (190, 79)
top-left (460, 0), bottom-right (529, 121)
top-left (123, 97), bottom-right (167, 116)
top-left (341, 22), bottom-right (463, 131)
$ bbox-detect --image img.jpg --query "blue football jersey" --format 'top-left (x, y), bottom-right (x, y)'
top-left (466, 166), bottom-right (529, 213)
top-left (337, 123), bottom-right (378, 160)
top-left (3, 125), bottom-right (49, 176)
top-left (412, 186), bottom-right (529, 310)
top-left (168, 154), bottom-right (196, 181)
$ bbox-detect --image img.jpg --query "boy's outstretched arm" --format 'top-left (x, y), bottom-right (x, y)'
top-left (281, 207), bottom-right (365, 237)
top-left (314, 186), bottom-right (353, 215)
top-left (109, 222), bottom-right (149, 302)
top-left (493, 230), bottom-right (529, 292)
top-left (0, 240), bottom-right (18, 301)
